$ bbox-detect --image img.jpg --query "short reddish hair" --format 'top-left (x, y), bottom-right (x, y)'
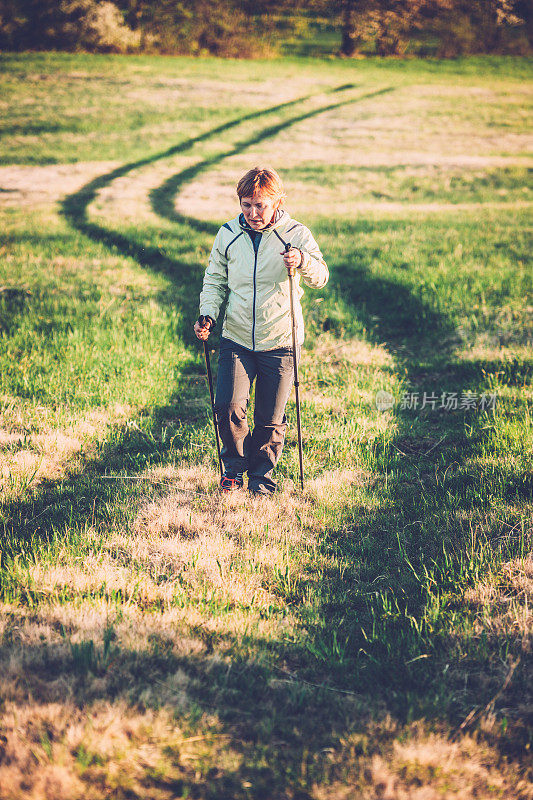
top-left (236, 166), bottom-right (286, 205)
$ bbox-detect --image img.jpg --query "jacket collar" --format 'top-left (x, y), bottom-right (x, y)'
top-left (238, 208), bottom-right (288, 233)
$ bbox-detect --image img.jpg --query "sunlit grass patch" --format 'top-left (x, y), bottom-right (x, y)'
top-left (0, 697), bottom-right (221, 800)
top-left (464, 555), bottom-right (533, 637)
top-left (0, 161), bottom-right (120, 207)
top-left (282, 163), bottom-right (533, 205)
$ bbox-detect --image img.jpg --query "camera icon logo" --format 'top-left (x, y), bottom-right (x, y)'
top-left (375, 390), bottom-right (394, 411)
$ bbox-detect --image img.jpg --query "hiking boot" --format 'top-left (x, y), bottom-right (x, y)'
top-left (220, 471), bottom-right (244, 492)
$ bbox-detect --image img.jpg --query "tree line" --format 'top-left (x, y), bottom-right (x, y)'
top-left (1, 0), bottom-right (531, 56)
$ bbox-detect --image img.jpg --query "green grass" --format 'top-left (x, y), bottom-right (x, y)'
top-left (282, 164), bottom-right (533, 203)
top-left (0, 53), bottom-right (531, 799)
top-left (1, 51), bottom-right (532, 164)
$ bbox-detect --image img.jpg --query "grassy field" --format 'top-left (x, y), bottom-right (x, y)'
top-left (0, 52), bottom-right (532, 798)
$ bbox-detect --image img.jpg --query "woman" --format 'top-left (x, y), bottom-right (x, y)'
top-left (194, 166), bottom-right (328, 495)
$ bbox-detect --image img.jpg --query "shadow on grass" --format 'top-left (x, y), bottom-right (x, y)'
top-left (1, 83), bottom-right (531, 796)
top-left (0, 630), bottom-right (376, 797)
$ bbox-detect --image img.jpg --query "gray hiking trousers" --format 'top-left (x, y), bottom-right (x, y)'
top-left (214, 337), bottom-right (300, 494)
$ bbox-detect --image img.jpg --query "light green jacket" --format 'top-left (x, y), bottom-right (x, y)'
top-left (199, 210), bottom-right (328, 351)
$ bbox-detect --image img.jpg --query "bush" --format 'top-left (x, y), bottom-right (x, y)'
top-left (0, 0), bottom-right (140, 52)
top-left (61, 0), bottom-right (140, 52)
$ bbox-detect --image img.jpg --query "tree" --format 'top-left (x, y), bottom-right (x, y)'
top-left (516, 0), bottom-right (533, 46)
top-left (1, 0), bottom-right (530, 55)
top-left (472, 0), bottom-right (528, 51)
top-left (434, 0), bottom-right (530, 55)
top-left (335, 0), bottom-right (454, 56)
top-left (340, 0), bottom-right (369, 55)
top-left (315, 0), bottom-right (529, 56)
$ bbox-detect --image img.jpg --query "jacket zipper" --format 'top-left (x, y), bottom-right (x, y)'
top-left (252, 244), bottom-right (258, 350)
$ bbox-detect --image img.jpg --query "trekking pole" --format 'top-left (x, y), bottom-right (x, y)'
top-left (201, 329), bottom-right (223, 478)
top-left (285, 243), bottom-right (304, 490)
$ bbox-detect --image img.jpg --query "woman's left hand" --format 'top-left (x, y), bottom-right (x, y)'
top-left (281, 247), bottom-right (302, 273)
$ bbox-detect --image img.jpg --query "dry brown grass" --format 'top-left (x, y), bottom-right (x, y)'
top-left (0, 163), bottom-right (119, 207)
top-left (19, 463), bottom-right (366, 633)
top-left (311, 723), bottom-right (531, 799)
top-left (176, 181), bottom-right (533, 222)
top-left (0, 600), bottom-right (210, 798)
top-left (30, 82), bottom-right (518, 228)
top-left (458, 344), bottom-right (533, 364)
top-left (0, 696), bottom-right (227, 800)
top-left (0, 415), bottom-right (528, 798)
top-left (93, 156), bottom-right (199, 225)
top-left (1, 598), bottom-right (527, 800)
top-left (123, 75), bottom-right (326, 111)
top-left (271, 83), bottom-right (532, 165)
top-left (0, 405), bottom-right (133, 503)
top-left (369, 730), bottom-right (527, 799)
top-left (0, 587), bottom-right (239, 798)
top-left (312, 336), bottom-right (393, 370)
top-left (465, 556), bottom-right (533, 644)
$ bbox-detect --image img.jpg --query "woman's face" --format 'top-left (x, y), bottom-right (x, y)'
top-left (240, 193), bottom-right (280, 230)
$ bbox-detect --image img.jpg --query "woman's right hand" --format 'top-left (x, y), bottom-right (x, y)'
top-left (194, 317), bottom-right (212, 341)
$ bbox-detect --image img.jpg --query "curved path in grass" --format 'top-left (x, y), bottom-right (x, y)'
top-left (59, 79), bottom-right (465, 454)
top-left (63, 81), bottom-right (458, 377)
top-left (58, 75), bottom-right (532, 536)
top-left (148, 86), bottom-right (395, 238)
top-left (58, 74), bottom-right (532, 557)
top-left (61, 82), bottom-right (367, 255)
